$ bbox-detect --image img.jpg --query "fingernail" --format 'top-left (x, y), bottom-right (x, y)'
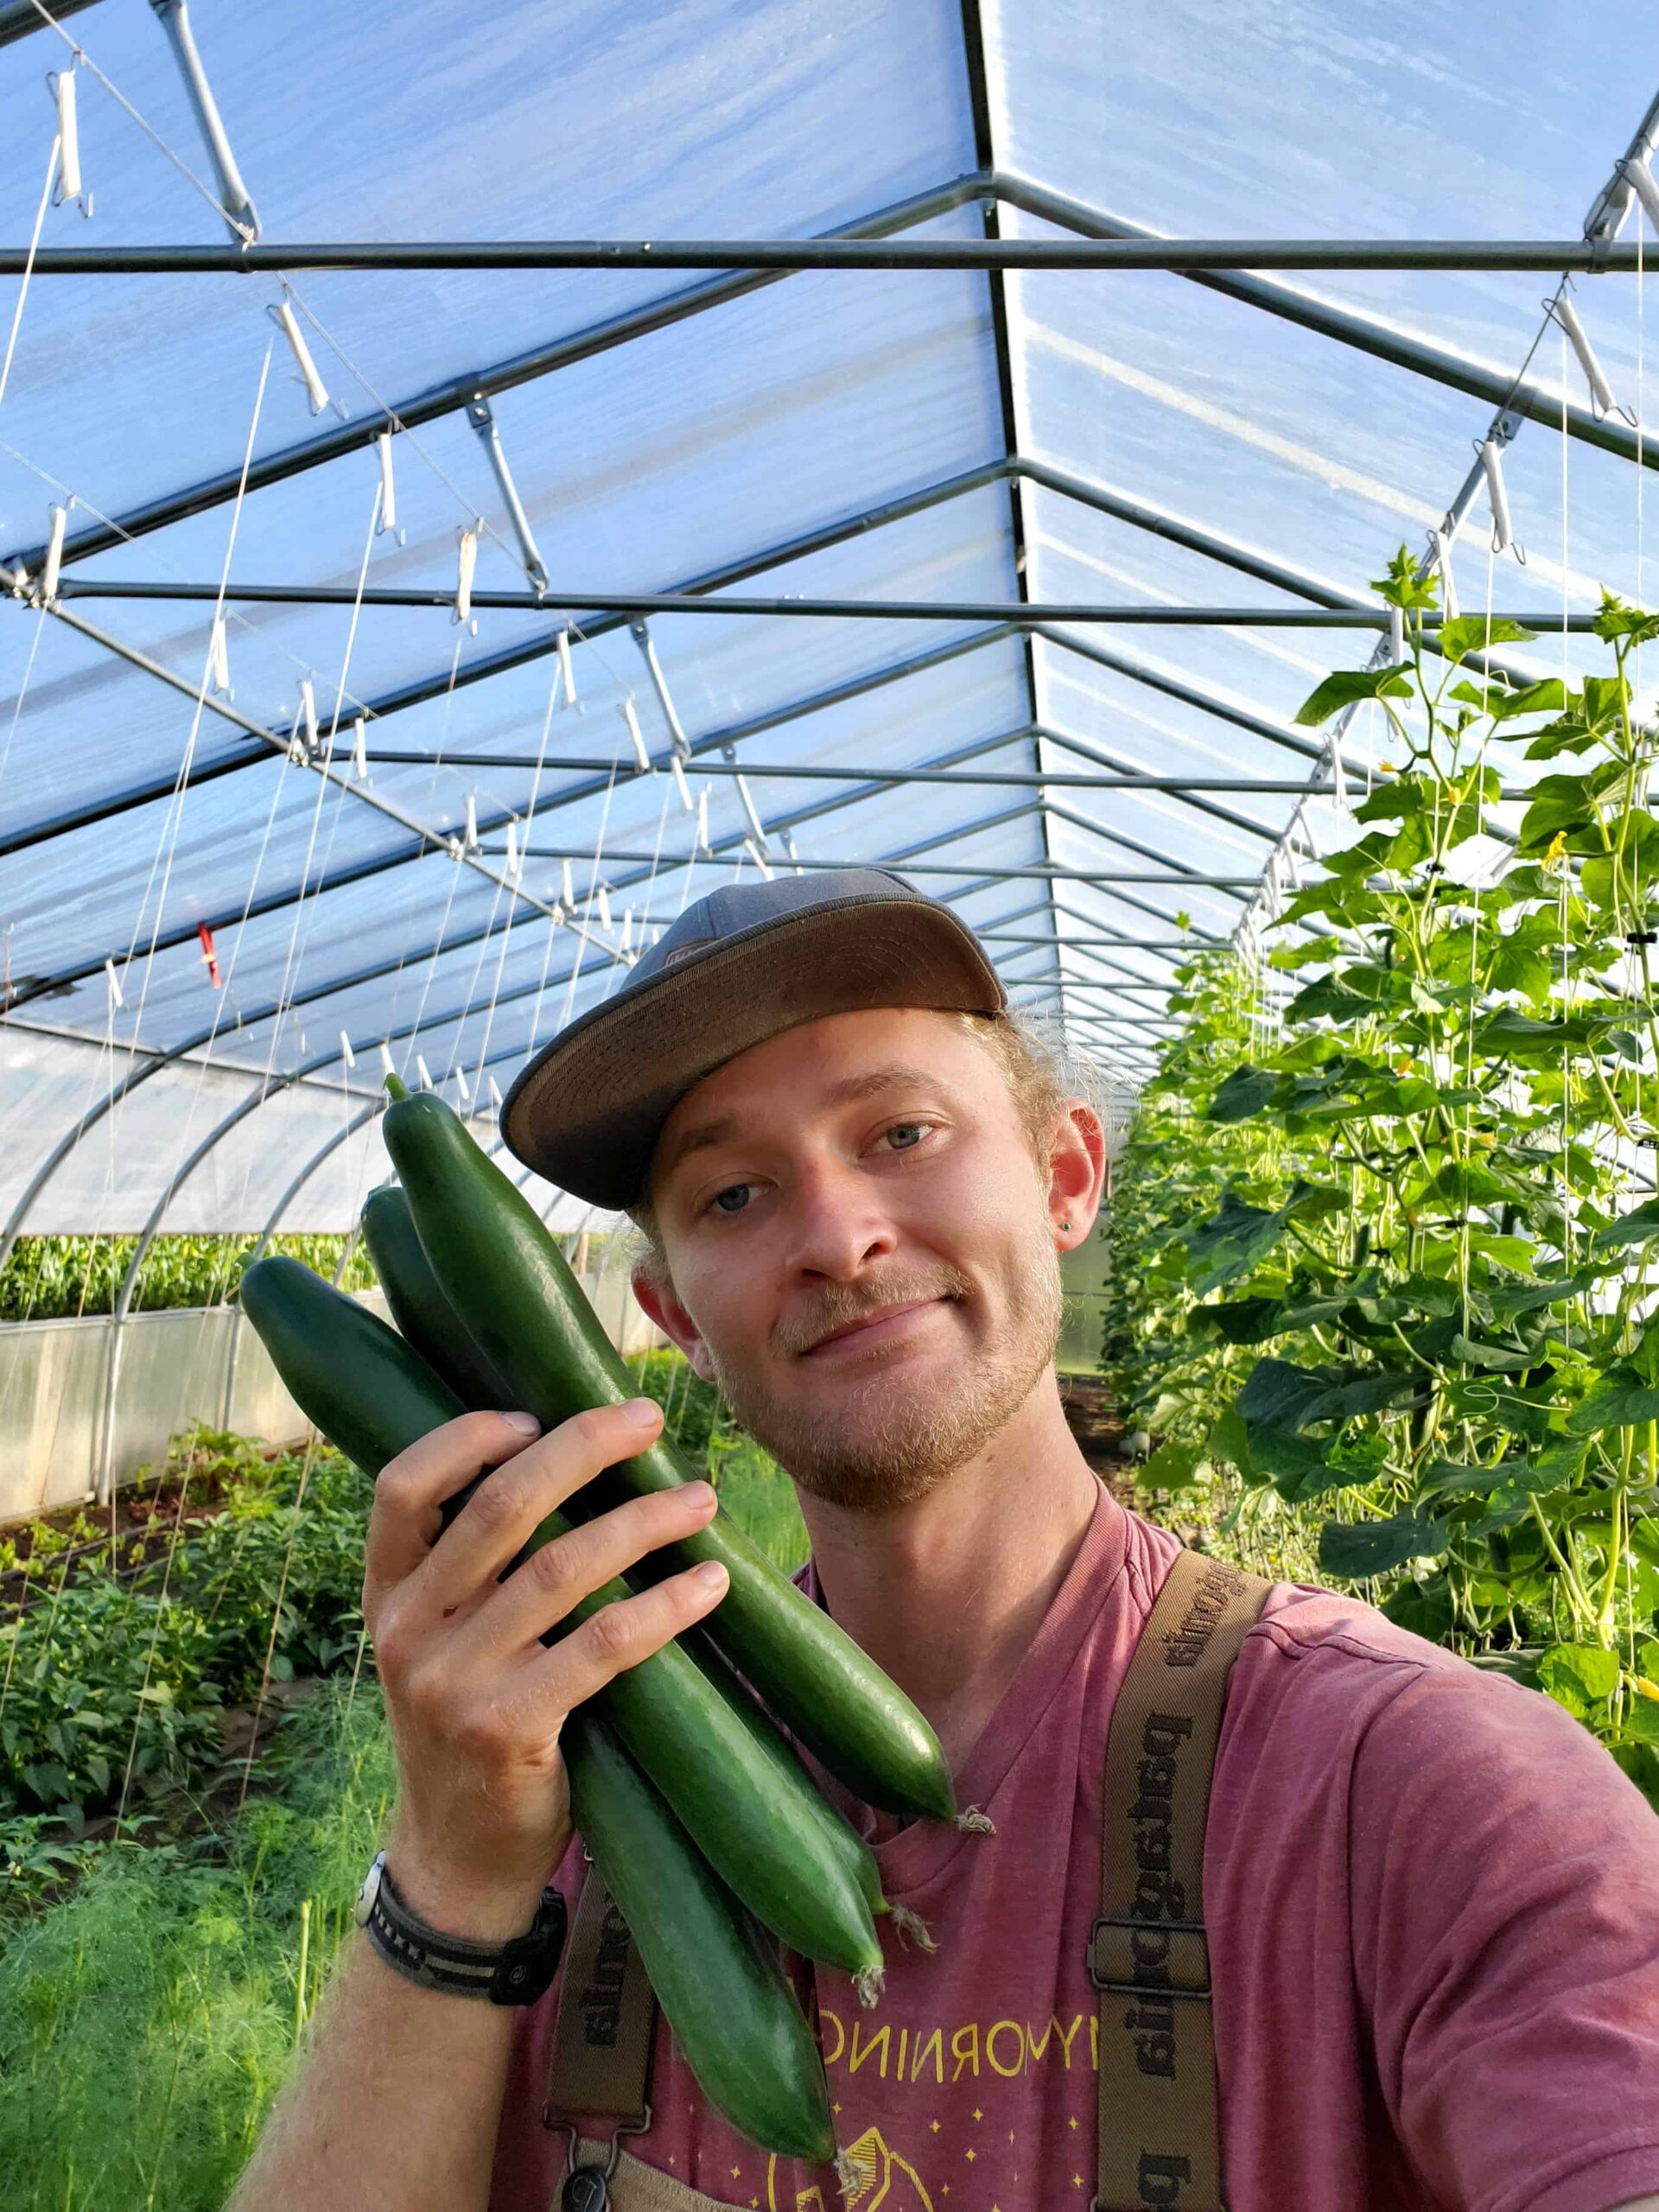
top-left (623, 1396), bottom-right (662, 1427)
top-left (681, 1481), bottom-right (716, 1511)
top-left (693, 1561), bottom-right (728, 1595)
top-left (500, 1411), bottom-right (541, 1436)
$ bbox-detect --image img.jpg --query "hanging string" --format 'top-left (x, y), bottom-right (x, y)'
top-left (0, 134), bottom-right (60, 412)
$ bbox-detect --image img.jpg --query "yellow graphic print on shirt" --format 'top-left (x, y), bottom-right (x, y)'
top-left (764, 2126), bottom-right (934, 2211)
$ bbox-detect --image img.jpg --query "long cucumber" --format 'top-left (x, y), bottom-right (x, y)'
top-left (381, 1087), bottom-right (956, 1822)
top-left (563, 1715), bottom-right (836, 2165)
top-left (362, 1189), bottom-right (912, 1967)
top-left (237, 1257), bottom-right (884, 1981)
top-left (360, 1183), bottom-right (511, 1411)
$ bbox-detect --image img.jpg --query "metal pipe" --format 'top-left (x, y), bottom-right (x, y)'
top-left (10, 237), bottom-right (1658, 276)
top-left (146, 0), bottom-right (259, 243)
top-left (46, 577), bottom-right (1613, 629)
top-left (997, 175), bottom-right (1659, 477)
top-left (0, 0), bottom-right (99, 40)
top-left (499, 849), bottom-right (1258, 886)
top-left (3, 177), bottom-right (988, 573)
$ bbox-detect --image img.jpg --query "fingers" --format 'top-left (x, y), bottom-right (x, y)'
top-left (450, 1481), bottom-right (720, 1664)
top-left (533, 1557), bottom-right (731, 1715)
top-left (363, 1410), bottom-right (542, 1618)
top-left (414, 1399), bottom-right (665, 1621)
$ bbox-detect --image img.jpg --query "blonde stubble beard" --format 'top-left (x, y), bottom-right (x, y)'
top-left (702, 1216), bottom-right (1066, 1514)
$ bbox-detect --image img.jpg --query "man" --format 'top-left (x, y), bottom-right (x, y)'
top-left (232, 869), bottom-right (1659, 2212)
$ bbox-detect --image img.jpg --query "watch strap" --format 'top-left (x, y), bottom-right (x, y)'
top-left (364, 1858), bottom-right (567, 2006)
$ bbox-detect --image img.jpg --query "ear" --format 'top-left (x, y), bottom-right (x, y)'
top-left (1047, 1099), bottom-right (1107, 1253)
top-left (631, 1264), bottom-right (718, 1382)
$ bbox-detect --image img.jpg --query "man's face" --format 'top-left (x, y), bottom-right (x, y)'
top-left (639, 1007), bottom-right (1074, 1512)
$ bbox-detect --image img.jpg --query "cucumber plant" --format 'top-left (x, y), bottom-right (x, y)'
top-left (1103, 551), bottom-right (1659, 1804)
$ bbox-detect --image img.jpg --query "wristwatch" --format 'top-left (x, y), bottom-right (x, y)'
top-left (353, 1849), bottom-right (567, 2006)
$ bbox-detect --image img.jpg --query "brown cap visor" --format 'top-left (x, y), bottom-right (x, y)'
top-left (500, 895), bottom-right (1005, 1210)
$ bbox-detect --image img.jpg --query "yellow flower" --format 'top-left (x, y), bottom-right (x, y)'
top-left (1543, 830), bottom-right (1568, 869)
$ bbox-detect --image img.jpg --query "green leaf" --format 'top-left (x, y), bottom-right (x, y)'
top-left (1319, 1512), bottom-right (1446, 1580)
top-left (1189, 1297), bottom-right (1285, 1346)
top-left (1450, 1332), bottom-right (1535, 1372)
top-left (1485, 677), bottom-right (1566, 725)
top-left (1566, 1365), bottom-right (1659, 1434)
top-left (1436, 615), bottom-right (1536, 664)
top-left (1537, 1642), bottom-right (1619, 1718)
top-left (1141, 1439), bottom-right (1203, 1491)
top-left (1181, 1190), bottom-right (1291, 1295)
top-left (1294, 664), bottom-right (1414, 728)
top-left (1592, 1195), bottom-right (1659, 1252)
top-left (1205, 1065), bottom-right (1280, 1123)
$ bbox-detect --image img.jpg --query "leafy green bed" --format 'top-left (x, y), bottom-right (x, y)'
top-left (1103, 558), bottom-right (1659, 1804)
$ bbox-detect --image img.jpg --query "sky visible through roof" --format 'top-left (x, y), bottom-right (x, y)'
top-left (1, 0), bottom-right (1657, 1245)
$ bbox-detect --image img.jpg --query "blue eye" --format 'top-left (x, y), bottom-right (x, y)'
top-left (712, 1184), bottom-right (753, 1215)
top-left (886, 1123), bottom-right (926, 1151)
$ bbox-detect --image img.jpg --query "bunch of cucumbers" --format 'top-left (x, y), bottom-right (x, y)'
top-left (238, 1080), bottom-right (957, 2163)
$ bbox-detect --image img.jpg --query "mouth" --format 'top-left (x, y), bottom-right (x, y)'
top-left (799, 1297), bottom-right (948, 1359)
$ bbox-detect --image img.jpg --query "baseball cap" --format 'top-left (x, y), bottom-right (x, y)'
top-left (500, 868), bottom-right (1006, 1209)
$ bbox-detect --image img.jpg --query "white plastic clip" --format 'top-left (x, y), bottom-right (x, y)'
top-left (49, 68), bottom-right (84, 210)
top-left (104, 956), bottom-right (124, 1011)
top-left (556, 628), bottom-right (576, 706)
top-left (1430, 528), bottom-right (1460, 620)
top-left (1328, 728), bottom-right (1348, 814)
top-left (782, 831), bottom-right (804, 875)
top-left (379, 1042), bottom-right (397, 1082)
top-left (298, 677), bottom-right (320, 760)
top-left (1549, 293), bottom-right (1623, 423)
top-left (671, 753), bottom-right (694, 812)
top-left (464, 793), bottom-right (479, 851)
top-left (1388, 604), bottom-right (1405, 663)
top-left (622, 696), bottom-right (652, 772)
top-left (1624, 156), bottom-right (1659, 233)
top-left (454, 524), bottom-right (480, 625)
top-left (453, 1065), bottom-right (471, 1103)
top-left (353, 716), bottom-right (368, 780)
top-left (696, 789), bottom-right (710, 854)
top-left (270, 298), bottom-right (333, 417)
top-left (40, 505), bottom-right (67, 603)
top-left (596, 884), bottom-right (613, 931)
top-left (416, 1054), bottom-right (435, 1091)
top-left (734, 772), bottom-right (767, 850)
top-left (620, 907), bottom-right (633, 955)
top-left (488, 1076), bottom-right (505, 1113)
top-left (1477, 436), bottom-right (1518, 559)
top-left (562, 859), bottom-right (575, 909)
top-left (376, 431), bottom-right (397, 535)
top-left (339, 1030), bottom-right (356, 1069)
top-left (207, 613), bottom-right (232, 696)
top-left (504, 819), bottom-right (520, 877)
top-left (744, 836), bottom-right (773, 880)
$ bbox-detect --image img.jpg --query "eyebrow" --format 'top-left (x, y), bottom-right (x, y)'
top-left (658, 1065), bottom-right (950, 1184)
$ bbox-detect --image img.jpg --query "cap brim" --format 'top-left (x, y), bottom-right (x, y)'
top-left (501, 894), bottom-right (1005, 1209)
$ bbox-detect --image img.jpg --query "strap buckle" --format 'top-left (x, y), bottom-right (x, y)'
top-left (1088, 1912), bottom-right (1211, 1999)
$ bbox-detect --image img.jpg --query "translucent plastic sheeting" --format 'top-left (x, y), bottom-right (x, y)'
top-left (0, 0), bottom-right (976, 520)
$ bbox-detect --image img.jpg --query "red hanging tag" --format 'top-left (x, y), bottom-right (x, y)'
top-left (197, 920), bottom-right (221, 987)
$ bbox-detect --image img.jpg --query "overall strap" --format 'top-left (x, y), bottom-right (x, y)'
top-left (1091, 1548), bottom-right (1271, 2212)
top-left (543, 1863), bottom-right (659, 2205)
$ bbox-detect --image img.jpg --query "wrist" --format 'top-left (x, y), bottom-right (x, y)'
top-left (384, 1828), bottom-right (557, 1943)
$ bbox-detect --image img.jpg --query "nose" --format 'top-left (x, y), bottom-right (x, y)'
top-left (783, 1153), bottom-right (897, 1283)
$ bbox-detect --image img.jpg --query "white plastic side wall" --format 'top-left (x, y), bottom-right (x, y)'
top-left (0, 1278), bottom-right (664, 1524)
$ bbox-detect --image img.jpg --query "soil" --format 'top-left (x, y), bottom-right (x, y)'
top-left (1058, 1373), bottom-right (1138, 1499)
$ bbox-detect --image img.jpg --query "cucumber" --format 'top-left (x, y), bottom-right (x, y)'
top-left (381, 1087), bottom-right (956, 1823)
top-left (563, 1715), bottom-right (836, 2165)
top-left (360, 1182), bottom-right (511, 1411)
top-left (238, 1256), bottom-right (885, 1980)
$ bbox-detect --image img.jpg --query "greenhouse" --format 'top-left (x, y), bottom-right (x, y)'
top-left (2, 1), bottom-right (1658, 2208)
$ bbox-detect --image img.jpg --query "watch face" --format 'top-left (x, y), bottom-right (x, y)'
top-left (353, 1850), bottom-right (385, 1929)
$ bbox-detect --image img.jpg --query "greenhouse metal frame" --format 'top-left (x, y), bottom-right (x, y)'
top-left (5, 0), bottom-right (1659, 1489)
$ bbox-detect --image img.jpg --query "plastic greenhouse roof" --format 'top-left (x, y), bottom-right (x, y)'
top-left (2, 0), bottom-right (1658, 1243)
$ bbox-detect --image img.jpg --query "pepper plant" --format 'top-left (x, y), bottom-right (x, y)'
top-left (1102, 551), bottom-right (1659, 1801)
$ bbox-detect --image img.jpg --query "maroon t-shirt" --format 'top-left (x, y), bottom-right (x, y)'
top-left (490, 1484), bottom-right (1659, 2212)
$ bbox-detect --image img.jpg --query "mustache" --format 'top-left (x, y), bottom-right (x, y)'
top-left (771, 1265), bottom-right (975, 1358)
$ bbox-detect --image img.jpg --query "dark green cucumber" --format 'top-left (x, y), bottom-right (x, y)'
top-left (360, 1182), bottom-right (512, 1411)
top-left (563, 1715), bottom-right (836, 2164)
top-left (381, 1088), bottom-right (956, 1822)
top-left (238, 1256), bottom-right (885, 1979)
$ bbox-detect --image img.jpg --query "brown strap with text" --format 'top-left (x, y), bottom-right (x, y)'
top-left (543, 1863), bottom-right (658, 2148)
top-left (1092, 1548), bottom-right (1270, 2212)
